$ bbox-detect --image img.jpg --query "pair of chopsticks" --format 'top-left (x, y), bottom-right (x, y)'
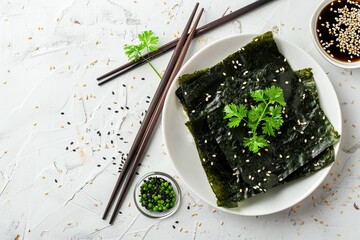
top-left (102, 3), bottom-right (204, 225)
top-left (96, 0), bottom-right (276, 85)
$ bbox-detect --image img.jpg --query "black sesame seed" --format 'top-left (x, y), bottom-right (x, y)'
top-left (187, 205), bottom-right (190, 210)
top-left (112, 91), bottom-right (115, 95)
top-left (67, 122), bottom-right (71, 125)
top-left (108, 107), bottom-right (111, 110)
top-left (61, 112), bottom-right (64, 115)
top-left (115, 110), bottom-right (119, 113)
top-left (175, 221), bottom-right (179, 224)
top-left (97, 164), bottom-right (101, 167)
top-left (66, 146), bottom-right (69, 150)
top-left (55, 179), bottom-right (58, 183)
top-left (172, 225), bottom-right (176, 229)
top-left (141, 77), bottom-right (145, 80)
top-left (70, 142), bottom-right (74, 145)
top-left (125, 106), bottom-right (129, 110)
top-left (122, 84), bottom-right (126, 87)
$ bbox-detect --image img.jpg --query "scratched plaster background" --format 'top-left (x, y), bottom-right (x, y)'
top-left (0, 0), bottom-right (360, 239)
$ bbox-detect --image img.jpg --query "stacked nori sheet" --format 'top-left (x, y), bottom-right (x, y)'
top-left (175, 32), bottom-right (340, 207)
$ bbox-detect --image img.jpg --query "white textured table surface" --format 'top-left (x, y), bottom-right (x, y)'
top-left (1, 0), bottom-right (360, 239)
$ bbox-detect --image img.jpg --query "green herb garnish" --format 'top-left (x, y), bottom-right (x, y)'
top-left (124, 30), bottom-right (162, 79)
top-left (224, 86), bottom-right (286, 153)
top-left (139, 177), bottom-right (177, 212)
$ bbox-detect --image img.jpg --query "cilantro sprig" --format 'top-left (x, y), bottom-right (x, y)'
top-left (124, 30), bottom-right (161, 79)
top-left (223, 86), bottom-right (286, 153)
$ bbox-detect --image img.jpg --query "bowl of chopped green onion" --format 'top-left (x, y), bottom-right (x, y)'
top-left (133, 171), bottom-right (181, 218)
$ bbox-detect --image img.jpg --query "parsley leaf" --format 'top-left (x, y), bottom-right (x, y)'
top-left (123, 30), bottom-right (161, 78)
top-left (264, 85), bottom-right (286, 106)
top-left (243, 134), bottom-right (268, 153)
top-left (124, 45), bottom-right (142, 61)
top-left (223, 86), bottom-right (286, 153)
top-left (137, 30), bottom-right (159, 53)
top-left (223, 103), bottom-right (248, 128)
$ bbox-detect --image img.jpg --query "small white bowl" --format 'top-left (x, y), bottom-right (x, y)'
top-left (133, 171), bottom-right (181, 218)
top-left (310, 0), bottom-right (360, 69)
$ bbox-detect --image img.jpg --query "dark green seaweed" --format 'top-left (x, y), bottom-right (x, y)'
top-left (175, 32), bottom-right (340, 207)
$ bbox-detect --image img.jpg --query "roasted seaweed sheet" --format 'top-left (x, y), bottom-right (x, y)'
top-left (176, 32), bottom-right (340, 207)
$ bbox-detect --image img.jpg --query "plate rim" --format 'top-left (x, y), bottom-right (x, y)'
top-left (162, 33), bottom-right (342, 216)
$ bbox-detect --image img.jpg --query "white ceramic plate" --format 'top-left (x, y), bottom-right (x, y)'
top-left (162, 34), bottom-right (342, 216)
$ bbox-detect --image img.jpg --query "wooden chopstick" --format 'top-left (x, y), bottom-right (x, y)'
top-left (97, 0), bottom-right (276, 85)
top-left (108, 7), bottom-right (204, 225)
top-left (102, 2), bottom-right (200, 222)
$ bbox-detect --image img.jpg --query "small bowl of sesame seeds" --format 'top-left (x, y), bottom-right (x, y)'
top-left (133, 171), bottom-right (181, 218)
top-left (310, 0), bottom-right (360, 68)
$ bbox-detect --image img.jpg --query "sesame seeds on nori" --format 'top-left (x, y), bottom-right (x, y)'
top-left (176, 32), bottom-right (340, 207)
